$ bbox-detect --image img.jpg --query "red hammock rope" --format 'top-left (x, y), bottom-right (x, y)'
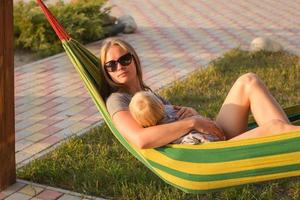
top-left (36, 0), bottom-right (70, 41)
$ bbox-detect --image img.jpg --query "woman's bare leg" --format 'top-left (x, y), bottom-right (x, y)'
top-left (229, 119), bottom-right (300, 141)
top-left (215, 73), bottom-right (289, 139)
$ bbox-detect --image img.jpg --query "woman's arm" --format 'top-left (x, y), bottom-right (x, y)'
top-left (112, 110), bottom-right (195, 149)
top-left (173, 105), bottom-right (226, 140)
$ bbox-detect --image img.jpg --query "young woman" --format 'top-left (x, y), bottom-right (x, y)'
top-left (99, 38), bottom-right (300, 149)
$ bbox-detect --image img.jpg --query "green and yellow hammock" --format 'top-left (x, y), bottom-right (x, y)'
top-left (37, 0), bottom-right (300, 193)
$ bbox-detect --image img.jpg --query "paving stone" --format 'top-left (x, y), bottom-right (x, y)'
top-left (16, 108), bottom-right (45, 120)
top-left (54, 120), bottom-right (75, 129)
top-left (57, 194), bottom-right (81, 200)
top-left (15, 139), bottom-right (33, 152)
top-left (18, 185), bottom-right (44, 197)
top-left (23, 143), bottom-right (50, 155)
top-left (4, 192), bottom-right (31, 200)
top-left (15, 103), bottom-right (36, 115)
top-left (38, 125), bottom-right (62, 136)
top-left (36, 190), bottom-right (63, 200)
top-left (39, 109), bottom-right (61, 118)
top-left (53, 129), bottom-right (73, 139)
top-left (1, 182), bottom-right (26, 197)
top-left (29, 114), bottom-right (49, 121)
top-left (41, 135), bottom-right (62, 146)
top-left (24, 124), bottom-right (48, 134)
top-left (67, 115), bottom-right (87, 122)
top-left (26, 133), bottom-right (49, 142)
top-left (16, 129), bottom-right (33, 141)
top-left (68, 122), bottom-right (91, 134)
top-left (0, 192), bottom-right (7, 200)
top-left (64, 108), bottom-right (86, 118)
top-left (16, 151), bottom-right (32, 164)
top-left (30, 197), bottom-right (44, 199)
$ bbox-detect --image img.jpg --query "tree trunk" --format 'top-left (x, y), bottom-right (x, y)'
top-left (0, 0), bottom-right (16, 191)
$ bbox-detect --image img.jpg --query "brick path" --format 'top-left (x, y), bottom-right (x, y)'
top-left (4, 0), bottom-right (300, 199)
top-left (0, 179), bottom-right (104, 200)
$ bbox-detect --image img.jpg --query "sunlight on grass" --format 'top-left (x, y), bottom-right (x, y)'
top-left (17, 49), bottom-right (300, 199)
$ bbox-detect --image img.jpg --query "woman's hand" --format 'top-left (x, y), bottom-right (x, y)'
top-left (191, 116), bottom-right (226, 140)
top-left (173, 105), bottom-right (199, 120)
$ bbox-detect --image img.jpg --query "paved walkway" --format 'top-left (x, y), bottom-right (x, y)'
top-left (3, 0), bottom-right (300, 199)
top-left (0, 179), bottom-right (104, 200)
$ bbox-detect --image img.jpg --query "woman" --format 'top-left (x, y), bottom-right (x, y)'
top-left (100, 38), bottom-right (300, 149)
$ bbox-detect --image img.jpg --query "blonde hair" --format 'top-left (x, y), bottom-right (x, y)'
top-left (129, 91), bottom-right (165, 127)
top-left (99, 38), bottom-right (151, 95)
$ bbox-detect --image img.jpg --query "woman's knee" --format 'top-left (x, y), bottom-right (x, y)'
top-left (237, 73), bottom-right (260, 85)
top-left (236, 73), bottom-right (261, 92)
top-left (265, 119), bottom-right (287, 134)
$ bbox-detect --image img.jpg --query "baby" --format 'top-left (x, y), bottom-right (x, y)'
top-left (129, 91), bottom-right (222, 145)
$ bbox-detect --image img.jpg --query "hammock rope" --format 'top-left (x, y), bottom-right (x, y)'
top-left (37, 0), bottom-right (300, 193)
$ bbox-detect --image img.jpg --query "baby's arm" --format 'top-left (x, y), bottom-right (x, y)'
top-left (173, 105), bottom-right (199, 119)
top-left (190, 115), bottom-right (226, 140)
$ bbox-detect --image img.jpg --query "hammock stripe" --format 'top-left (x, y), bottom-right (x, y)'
top-left (145, 151), bottom-right (300, 174)
top-left (37, 0), bottom-right (300, 193)
top-left (154, 136), bottom-right (300, 162)
top-left (148, 160), bottom-right (300, 181)
top-left (164, 126), bottom-right (300, 149)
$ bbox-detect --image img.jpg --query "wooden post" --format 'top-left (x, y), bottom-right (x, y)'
top-left (0, 0), bottom-right (16, 191)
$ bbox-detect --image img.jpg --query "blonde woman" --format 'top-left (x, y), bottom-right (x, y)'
top-left (100, 38), bottom-right (300, 149)
top-left (129, 91), bottom-right (222, 144)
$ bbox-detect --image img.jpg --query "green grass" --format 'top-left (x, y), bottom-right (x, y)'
top-left (17, 49), bottom-right (300, 199)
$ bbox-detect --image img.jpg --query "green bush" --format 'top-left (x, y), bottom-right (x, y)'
top-left (14, 0), bottom-right (113, 58)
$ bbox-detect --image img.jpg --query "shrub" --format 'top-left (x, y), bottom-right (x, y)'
top-left (14, 0), bottom-right (113, 58)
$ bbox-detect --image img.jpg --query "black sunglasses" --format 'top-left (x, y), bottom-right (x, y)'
top-left (104, 53), bottom-right (133, 72)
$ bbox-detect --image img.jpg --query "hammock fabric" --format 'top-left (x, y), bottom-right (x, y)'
top-left (37, 0), bottom-right (300, 193)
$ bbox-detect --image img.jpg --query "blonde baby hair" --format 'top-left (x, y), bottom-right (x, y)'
top-left (129, 91), bottom-right (165, 127)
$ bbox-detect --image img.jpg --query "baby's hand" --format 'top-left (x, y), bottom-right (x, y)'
top-left (191, 116), bottom-right (226, 140)
top-left (173, 105), bottom-right (199, 120)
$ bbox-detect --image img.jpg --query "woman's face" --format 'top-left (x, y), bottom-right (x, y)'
top-left (105, 45), bottom-right (138, 86)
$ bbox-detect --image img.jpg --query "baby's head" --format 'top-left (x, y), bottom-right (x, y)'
top-left (129, 91), bottom-right (165, 127)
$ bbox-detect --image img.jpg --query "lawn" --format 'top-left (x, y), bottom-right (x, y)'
top-left (17, 49), bottom-right (300, 199)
